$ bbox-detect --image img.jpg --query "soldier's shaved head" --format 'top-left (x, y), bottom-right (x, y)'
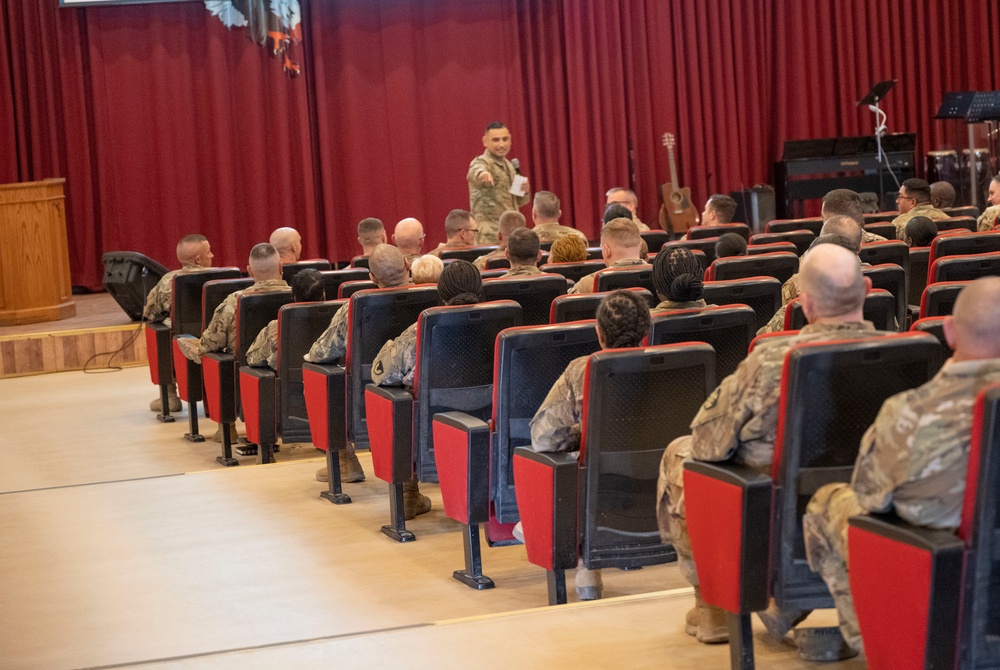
top-left (176, 234), bottom-right (213, 267)
top-left (393, 218), bottom-right (425, 256)
top-left (269, 227), bottom-right (302, 263)
top-left (930, 181), bottom-right (956, 209)
top-left (498, 211), bottom-right (527, 241)
top-left (799, 244), bottom-right (867, 323)
top-left (819, 215), bottom-right (863, 252)
top-left (945, 277), bottom-right (1000, 360)
top-left (248, 243), bottom-right (282, 280)
top-left (368, 244), bottom-right (409, 288)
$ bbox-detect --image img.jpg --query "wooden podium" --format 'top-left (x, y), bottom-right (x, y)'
top-left (0, 179), bottom-right (76, 325)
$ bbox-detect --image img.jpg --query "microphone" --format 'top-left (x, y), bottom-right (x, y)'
top-left (511, 158), bottom-right (521, 175)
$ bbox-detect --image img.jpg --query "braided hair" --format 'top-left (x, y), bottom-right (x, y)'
top-left (438, 260), bottom-right (482, 306)
top-left (290, 268), bottom-right (326, 302)
top-left (653, 247), bottom-right (704, 303)
top-left (595, 290), bottom-right (651, 349)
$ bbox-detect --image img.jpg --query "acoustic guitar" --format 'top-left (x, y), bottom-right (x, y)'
top-left (658, 133), bottom-right (699, 235)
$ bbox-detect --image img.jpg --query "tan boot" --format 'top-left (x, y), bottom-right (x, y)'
top-left (149, 383), bottom-right (181, 412)
top-left (402, 479), bottom-right (431, 520)
top-left (210, 423), bottom-right (239, 443)
top-left (684, 606), bottom-right (700, 637)
top-left (339, 448), bottom-right (366, 483)
top-left (574, 562), bottom-right (603, 601)
top-left (693, 587), bottom-right (729, 644)
top-left (757, 599), bottom-right (810, 642)
top-left (315, 467), bottom-right (329, 483)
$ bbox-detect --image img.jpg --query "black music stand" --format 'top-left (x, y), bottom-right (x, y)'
top-left (858, 80), bottom-right (898, 207)
top-left (935, 91), bottom-right (1000, 208)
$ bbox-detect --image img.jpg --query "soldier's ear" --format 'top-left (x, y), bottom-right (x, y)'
top-left (942, 316), bottom-right (957, 350)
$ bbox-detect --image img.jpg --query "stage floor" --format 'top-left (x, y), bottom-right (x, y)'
top-left (0, 366), bottom-right (867, 669)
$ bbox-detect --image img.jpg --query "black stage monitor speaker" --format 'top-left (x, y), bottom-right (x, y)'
top-left (102, 251), bottom-right (169, 321)
top-left (732, 186), bottom-right (776, 234)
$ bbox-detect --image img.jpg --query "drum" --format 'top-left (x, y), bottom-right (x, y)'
top-left (960, 148), bottom-right (993, 205)
top-left (925, 150), bottom-right (960, 187)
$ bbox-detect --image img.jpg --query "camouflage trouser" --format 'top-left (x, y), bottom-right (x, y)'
top-left (657, 435), bottom-right (698, 585)
top-left (803, 483), bottom-right (865, 652)
top-left (476, 220), bottom-right (500, 245)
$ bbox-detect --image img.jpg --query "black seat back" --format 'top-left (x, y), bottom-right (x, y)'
top-left (649, 305), bottom-right (756, 380)
top-left (339, 280), bottom-right (377, 298)
top-left (930, 252), bottom-right (1000, 283)
top-left (640, 231), bottom-right (672, 254)
top-left (703, 277), bottom-right (782, 332)
top-left (276, 300), bottom-right (346, 440)
top-left (908, 247), bottom-right (930, 306)
top-left (859, 240), bottom-right (909, 272)
top-left (580, 344), bottom-right (716, 569)
top-left (864, 222), bottom-right (898, 240)
top-left (319, 268), bottom-right (370, 299)
top-left (786, 290), bottom-right (896, 331)
top-left (594, 266), bottom-right (655, 294)
top-left (414, 301), bottom-right (523, 481)
top-left (688, 223), bottom-right (751, 241)
top-left (937, 216), bottom-right (977, 233)
top-left (540, 260), bottom-right (606, 284)
top-left (750, 230), bottom-right (815, 256)
top-left (930, 231), bottom-right (1000, 266)
top-left (910, 316), bottom-right (952, 356)
top-left (481, 275), bottom-right (568, 326)
top-left (863, 263), bottom-right (906, 329)
top-left (708, 252), bottom-right (799, 284)
top-left (233, 292), bottom-right (295, 367)
top-left (550, 289), bottom-right (655, 324)
top-left (347, 286), bottom-right (441, 448)
top-left (440, 246), bottom-right (499, 263)
top-left (201, 278), bottom-right (253, 330)
top-left (171, 269), bottom-right (241, 336)
top-left (492, 322), bottom-right (602, 522)
top-left (282, 260), bottom-right (331, 282)
top-left (942, 206), bottom-right (980, 219)
top-left (920, 281), bottom-right (969, 318)
top-left (766, 218), bottom-right (823, 236)
top-left (771, 334), bottom-right (943, 610)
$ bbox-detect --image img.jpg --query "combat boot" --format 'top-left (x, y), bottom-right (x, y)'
top-left (149, 383), bottom-right (181, 412)
top-left (688, 587), bottom-right (729, 644)
top-left (210, 423), bottom-right (239, 443)
top-left (339, 448), bottom-right (365, 483)
top-left (574, 562), bottom-right (603, 601)
top-left (402, 479), bottom-right (431, 520)
top-left (757, 599), bottom-right (810, 641)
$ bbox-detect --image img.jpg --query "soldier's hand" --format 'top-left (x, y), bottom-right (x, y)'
top-left (479, 171), bottom-right (495, 186)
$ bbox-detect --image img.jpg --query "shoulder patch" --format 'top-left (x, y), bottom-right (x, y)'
top-left (703, 386), bottom-right (722, 411)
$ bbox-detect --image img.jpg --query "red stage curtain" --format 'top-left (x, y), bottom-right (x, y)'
top-left (1, 0), bottom-right (997, 290)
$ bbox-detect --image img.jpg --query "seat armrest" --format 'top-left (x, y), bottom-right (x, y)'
top-left (240, 366), bottom-right (275, 446)
top-left (512, 447), bottom-right (579, 572)
top-left (172, 335), bottom-right (203, 403)
top-left (202, 352), bottom-right (236, 423)
top-left (302, 363), bottom-right (346, 453)
top-left (848, 513), bottom-right (964, 670)
top-left (683, 460), bottom-right (773, 614)
top-left (145, 323), bottom-right (172, 385)
top-left (364, 384), bottom-right (414, 484)
top-left (432, 412), bottom-right (491, 524)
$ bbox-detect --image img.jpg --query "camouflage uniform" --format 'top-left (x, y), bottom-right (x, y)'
top-left (633, 216), bottom-right (651, 233)
top-left (503, 265), bottom-right (544, 278)
top-left (428, 241), bottom-right (474, 258)
top-left (142, 263), bottom-right (207, 326)
top-left (891, 203), bottom-right (951, 240)
top-left (473, 248), bottom-right (507, 271)
top-left (568, 258), bottom-right (648, 295)
top-left (862, 230), bottom-right (888, 243)
top-left (467, 150), bottom-right (531, 245)
top-left (781, 274), bottom-right (802, 306)
top-left (372, 322), bottom-right (418, 388)
top-left (246, 320), bottom-right (279, 369)
top-left (977, 205), bottom-right (1000, 232)
top-left (177, 279), bottom-right (289, 362)
top-left (304, 302), bottom-right (349, 364)
top-left (656, 322), bottom-right (881, 586)
top-left (653, 299), bottom-right (707, 312)
top-left (802, 357), bottom-right (1000, 651)
top-left (529, 356), bottom-right (588, 453)
top-left (533, 222), bottom-right (588, 245)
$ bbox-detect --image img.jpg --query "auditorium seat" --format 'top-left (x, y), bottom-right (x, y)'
top-left (281, 259), bottom-right (331, 282)
top-left (765, 218), bottom-right (823, 236)
top-left (431, 321), bottom-right (601, 588)
top-left (863, 212), bottom-right (899, 224)
top-left (848, 384), bottom-right (1000, 670)
top-left (482, 275), bottom-right (567, 326)
top-left (704, 252), bottom-right (799, 285)
top-left (514, 343), bottom-right (716, 604)
top-left (683, 333), bottom-right (942, 665)
top-left (909, 316), bottom-right (951, 356)
top-left (920, 281), bottom-right (970, 319)
top-left (594, 266), bottom-right (655, 294)
top-left (687, 223), bottom-right (751, 242)
top-left (640, 230), bottom-right (671, 254)
top-left (746, 241), bottom-right (797, 256)
top-left (929, 251), bottom-right (1000, 283)
top-left (703, 277), bottom-right (782, 331)
top-left (338, 279), bottom-right (377, 298)
top-left (484, 257), bottom-right (511, 270)
top-left (942, 205), bottom-right (981, 219)
top-left (784, 290), bottom-right (896, 331)
top-left (549, 289), bottom-right (655, 323)
top-left (864, 222), bottom-right (897, 240)
top-left (364, 301), bottom-right (522, 541)
top-left (907, 247), bottom-right (930, 308)
top-left (858, 240), bottom-right (908, 272)
top-left (539, 259), bottom-right (606, 284)
top-left (862, 263), bottom-right (907, 329)
top-left (750, 230), bottom-right (815, 256)
top-left (440, 246), bottom-right (499, 263)
top-left (350, 255), bottom-right (369, 269)
top-left (928, 231), bottom-right (1000, 267)
top-left (649, 305), bottom-right (755, 380)
top-left (936, 216), bottom-right (978, 233)
top-left (319, 268), bottom-right (369, 299)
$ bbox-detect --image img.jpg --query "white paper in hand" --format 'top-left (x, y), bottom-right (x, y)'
top-left (509, 174), bottom-right (528, 197)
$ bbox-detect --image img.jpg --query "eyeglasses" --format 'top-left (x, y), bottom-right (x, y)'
top-left (896, 194), bottom-right (915, 201)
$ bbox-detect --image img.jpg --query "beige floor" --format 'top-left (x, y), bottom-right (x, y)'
top-left (0, 367), bottom-right (866, 669)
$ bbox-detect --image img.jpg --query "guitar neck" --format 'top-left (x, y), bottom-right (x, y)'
top-left (668, 143), bottom-right (680, 188)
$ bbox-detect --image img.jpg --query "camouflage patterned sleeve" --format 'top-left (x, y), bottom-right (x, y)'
top-left (371, 323), bottom-right (419, 387)
top-left (687, 365), bottom-right (753, 462)
top-left (246, 320), bottom-right (279, 369)
top-left (467, 155), bottom-right (491, 186)
top-left (142, 271), bottom-right (176, 322)
top-left (757, 304), bottom-right (788, 335)
top-left (850, 393), bottom-right (912, 513)
top-left (303, 303), bottom-right (349, 364)
top-left (197, 293), bottom-right (237, 354)
top-left (529, 357), bottom-right (588, 453)
top-left (780, 274), bottom-right (800, 306)
top-left (977, 206), bottom-right (1000, 232)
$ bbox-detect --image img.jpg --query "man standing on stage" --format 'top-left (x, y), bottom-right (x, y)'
top-left (467, 121), bottom-right (531, 245)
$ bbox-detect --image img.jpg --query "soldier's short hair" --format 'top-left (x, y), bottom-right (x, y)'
top-left (905, 216), bottom-right (938, 247)
top-left (498, 211), bottom-right (527, 237)
top-left (357, 218), bottom-right (385, 245)
top-left (485, 121), bottom-right (508, 133)
top-left (248, 243), bottom-right (280, 276)
top-left (902, 178), bottom-right (932, 204)
top-left (506, 228), bottom-right (540, 264)
top-left (606, 187), bottom-right (638, 207)
top-left (291, 268), bottom-right (326, 302)
top-left (930, 181), bottom-right (956, 208)
top-left (706, 195), bottom-right (738, 223)
top-left (368, 244), bottom-right (408, 287)
top-left (820, 215), bottom-right (863, 251)
top-left (533, 191), bottom-right (561, 219)
top-left (603, 203), bottom-right (633, 224)
top-left (822, 189), bottom-right (865, 226)
top-left (601, 218), bottom-right (641, 249)
top-left (808, 234), bottom-right (858, 254)
top-left (179, 234), bottom-right (207, 247)
top-left (445, 209), bottom-right (474, 238)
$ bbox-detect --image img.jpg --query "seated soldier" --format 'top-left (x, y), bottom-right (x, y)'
top-left (246, 269), bottom-right (326, 370)
top-left (802, 277), bottom-right (1000, 655)
top-left (304, 244), bottom-right (412, 485)
top-left (530, 191), bottom-right (588, 244)
top-left (501, 228), bottom-right (543, 278)
top-left (410, 255), bottom-right (443, 285)
top-left (606, 187), bottom-right (651, 231)
top-left (714, 232), bottom-right (747, 259)
top-left (699, 194), bottom-right (738, 227)
top-left (144, 234), bottom-right (215, 412)
top-left (823, 189), bottom-right (886, 243)
top-left (392, 217), bottom-right (426, 263)
top-left (529, 290), bottom-right (652, 600)
top-left (428, 209), bottom-right (479, 257)
top-left (548, 233), bottom-right (588, 263)
top-left (652, 247), bottom-right (706, 311)
top-left (656, 244), bottom-right (889, 645)
top-left (891, 179), bottom-right (951, 240)
top-left (977, 175), bottom-right (1000, 232)
top-left (370, 260), bottom-right (484, 519)
top-left (269, 227), bottom-right (302, 264)
top-left (930, 180), bottom-right (957, 209)
top-left (781, 214), bottom-right (864, 306)
top-left (569, 217), bottom-right (648, 295)
top-left (473, 211), bottom-right (527, 270)
top-left (357, 218), bottom-right (387, 257)
top-left (903, 215), bottom-right (937, 247)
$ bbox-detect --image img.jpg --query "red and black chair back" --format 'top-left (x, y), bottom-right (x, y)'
top-left (201, 278), bottom-right (253, 328)
top-left (338, 279), bottom-right (377, 299)
top-left (848, 385), bottom-right (1000, 669)
top-left (350, 255), bottom-right (369, 269)
top-left (281, 259), bottom-right (331, 282)
top-left (484, 256), bottom-right (510, 270)
top-left (586, 246), bottom-right (603, 259)
top-left (929, 231), bottom-right (1000, 266)
top-left (514, 343), bottom-right (717, 604)
top-left (864, 222), bottom-right (898, 240)
top-left (705, 252), bottom-right (799, 284)
top-left (750, 230), bottom-right (815, 256)
top-left (784, 290), bottom-right (896, 332)
top-left (640, 230), bottom-right (672, 254)
top-left (864, 212), bottom-right (899, 225)
top-left (440, 246), bottom-right (499, 263)
top-left (910, 315), bottom-right (952, 356)
top-left (319, 268), bottom-right (369, 298)
top-left (920, 280), bottom-right (970, 319)
top-left (747, 241), bottom-right (797, 256)
top-left (942, 205), bottom-right (981, 219)
top-left (432, 321), bottom-right (602, 588)
top-left (649, 304), bottom-right (756, 380)
top-left (863, 263), bottom-right (907, 329)
top-left (662, 238), bottom-right (719, 265)
top-left (703, 277), bottom-right (782, 332)
top-left (539, 259), bottom-right (606, 284)
top-left (594, 266), bottom-right (655, 294)
top-left (936, 216), bottom-right (978, 233)
top-left (549, 289), bottom-right (654, 324)
top-left (859, 240), bottom-right (908, 271)
top-left (908, 246), bottom-right (931, 307)
top-left (684, 334), bottom-right (943, 666)
top-left (482, 275), bottom-right (568, 326)
top-left (766, 218), bottom-right (823, 236)
top-left (688, 223), bottom-right (751, 241)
